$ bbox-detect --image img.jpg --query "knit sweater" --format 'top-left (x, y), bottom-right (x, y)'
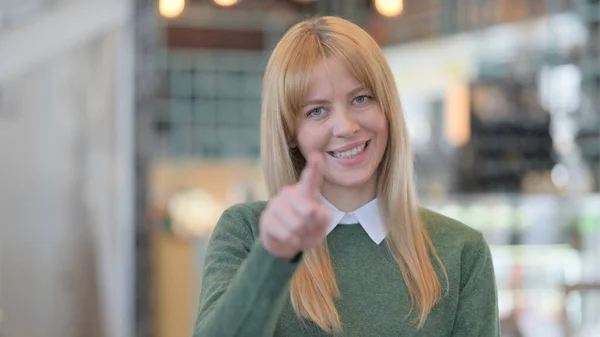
top-left (194, 201), bottom-right (500, 337)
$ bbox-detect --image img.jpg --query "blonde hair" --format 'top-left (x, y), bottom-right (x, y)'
top-left (260, 16), bottom-right (447, 332)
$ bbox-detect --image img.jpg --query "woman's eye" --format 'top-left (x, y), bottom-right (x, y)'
top-left (308, 107), bottom-right (324, 117)
top-left (353, 95), bottom-right (370, 104)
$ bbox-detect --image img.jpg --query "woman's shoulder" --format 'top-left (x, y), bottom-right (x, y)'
top-left (419, 207), bottom-right (485, 249)
top-left (222, 200), bottom-right (268, 219)
top-left (213, 200), bottom-right (268, 238)
top-left (419, 207), bottom-right (496, 293)
top-left (419, 207), bottom-right (493, 284)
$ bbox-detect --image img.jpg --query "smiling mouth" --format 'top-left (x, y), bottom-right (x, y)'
top-left (327, 140), bottom-right (370, 159)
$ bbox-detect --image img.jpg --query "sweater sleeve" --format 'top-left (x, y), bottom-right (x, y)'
top-left (193, 204), bottom-right (301, 337)
top-left (451, 235), bottom-right (500, 337)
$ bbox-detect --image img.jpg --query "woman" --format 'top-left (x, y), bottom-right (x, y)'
top-left (194, 16), bottom-right (499, 337)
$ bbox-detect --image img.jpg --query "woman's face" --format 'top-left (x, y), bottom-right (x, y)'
top-left (294, 58), bottom-right (388, 197)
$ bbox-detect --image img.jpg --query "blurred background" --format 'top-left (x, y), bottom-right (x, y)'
top-left (0, 0), bottom-right (599, 336)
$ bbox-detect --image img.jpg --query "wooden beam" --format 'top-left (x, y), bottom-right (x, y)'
top-left (166, 26), bottom-right (264, 50)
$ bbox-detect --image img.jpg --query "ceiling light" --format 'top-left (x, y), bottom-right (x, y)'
top-left (375, 0), bottom-right (403, 17)
top-left (213, 0), bottom-right (239, 6)
top-left (159, 0), bottom-right (185, 18)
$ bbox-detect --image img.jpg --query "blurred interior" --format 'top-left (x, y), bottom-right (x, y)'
top-left (1, 0), bottom-right (599, 337)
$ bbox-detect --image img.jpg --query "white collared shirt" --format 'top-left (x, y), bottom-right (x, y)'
top-left (320, 196), bottom-right (387, 244)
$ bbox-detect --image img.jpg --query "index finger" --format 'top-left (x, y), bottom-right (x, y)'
top-left (299, 152), bottom-right (323, 199)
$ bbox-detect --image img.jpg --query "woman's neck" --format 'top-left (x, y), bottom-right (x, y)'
top-left (320, 180), bottom-right (377, 213)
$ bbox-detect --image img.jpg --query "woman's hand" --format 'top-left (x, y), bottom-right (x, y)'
top-left (259, 153), bottom-right (332, 261)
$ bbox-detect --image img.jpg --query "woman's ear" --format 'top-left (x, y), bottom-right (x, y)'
top-left (288, 140), bottom-right (297, 148)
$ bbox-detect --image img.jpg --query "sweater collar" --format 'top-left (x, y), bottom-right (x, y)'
top-left (320, 196), bottom-right (386, 244)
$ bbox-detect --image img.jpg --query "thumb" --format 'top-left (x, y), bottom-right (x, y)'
top-left (299, 152), bottom-right (323, 199)
top-left (315, 206), bottom-right (332, 229)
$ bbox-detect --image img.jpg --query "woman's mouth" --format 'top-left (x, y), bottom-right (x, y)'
top-left (327, 140), bottom-right (370, 159)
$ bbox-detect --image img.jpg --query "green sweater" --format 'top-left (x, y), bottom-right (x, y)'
top-left (194, 201), bottom-right (500, 337)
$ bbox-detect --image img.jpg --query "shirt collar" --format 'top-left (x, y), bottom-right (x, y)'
top-left (320, 195), bottom-right (387, 244)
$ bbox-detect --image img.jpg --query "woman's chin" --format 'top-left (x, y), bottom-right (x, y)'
top-left (323, 171), bottom-right (377, 192)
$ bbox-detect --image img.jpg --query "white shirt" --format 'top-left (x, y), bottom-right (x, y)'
top-left (320, 196), bottom-right (387, 244)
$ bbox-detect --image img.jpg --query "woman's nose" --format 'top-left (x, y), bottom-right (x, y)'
top-left (332, 108), bottom-right (359, 138)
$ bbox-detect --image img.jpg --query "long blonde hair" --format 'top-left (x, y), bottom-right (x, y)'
top-left (260, 16), bottom-right (447, 332)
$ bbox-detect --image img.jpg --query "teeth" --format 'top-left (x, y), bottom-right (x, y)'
top-left (332, 143), bottom-right (366, 159)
